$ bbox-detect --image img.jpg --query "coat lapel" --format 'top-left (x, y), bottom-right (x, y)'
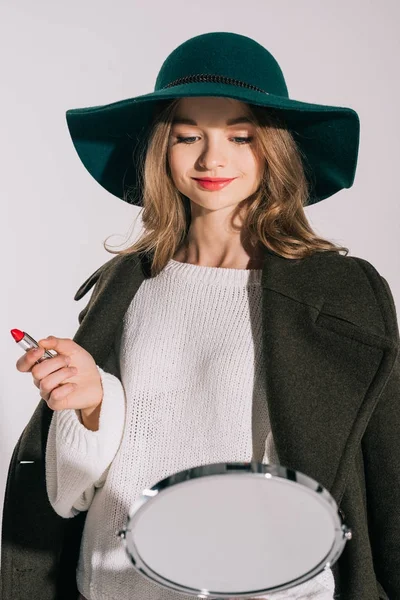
top-left (73, 248), bottom-right (397, 507)
top-left (259, 248), bottom-right (397, 506)
top-left (73, 252), bottom-right (146, 367)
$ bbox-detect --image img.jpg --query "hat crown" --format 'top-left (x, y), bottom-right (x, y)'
top-left (155, 32), bottom-right (289, 98)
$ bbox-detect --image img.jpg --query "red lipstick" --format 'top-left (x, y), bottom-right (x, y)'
top-left (11, 328), bottom-right (55, 362)
top-left (193, 178), bottom-right (235, 182)
top-left (11, 328), bottom-right (25, 343)
top-left (192, 177), bottom-right (236, 191)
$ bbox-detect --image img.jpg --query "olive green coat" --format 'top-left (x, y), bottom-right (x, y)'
top-left (1, 247), bottom-right (399, 600)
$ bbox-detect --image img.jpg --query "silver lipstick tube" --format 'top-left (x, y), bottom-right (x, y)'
top-left (18, 332), bottom-right (56, 363)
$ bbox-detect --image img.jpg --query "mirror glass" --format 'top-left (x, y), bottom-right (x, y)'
top-left (126, 473), bottom-right (336, 595)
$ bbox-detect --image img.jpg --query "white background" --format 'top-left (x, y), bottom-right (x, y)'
top-left (1, 0), bottom-right (399, 558)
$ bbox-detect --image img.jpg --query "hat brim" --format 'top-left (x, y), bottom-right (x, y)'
top-left (66, 82), bottom-right (360, 205)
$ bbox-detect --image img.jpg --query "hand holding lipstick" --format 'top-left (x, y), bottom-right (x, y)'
top-left (15, 336), bottom-right (103, 420)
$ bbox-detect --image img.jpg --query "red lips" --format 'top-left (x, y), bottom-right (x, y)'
top-left (193, 178), bottom-right (236, 182)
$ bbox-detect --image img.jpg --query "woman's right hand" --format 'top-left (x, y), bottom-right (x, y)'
top-left (16, 336), bottom-right (103, 416)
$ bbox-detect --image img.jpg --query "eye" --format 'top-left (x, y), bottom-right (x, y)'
top-left (175, 136), bottom-right (254, 145)
top-left (176, 136), bottom-right (197, 144)
top-left (234, 137), bottom-right (254, 144)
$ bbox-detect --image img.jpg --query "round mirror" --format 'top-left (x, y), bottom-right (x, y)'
top-left (118, 462), bottom-right (351, 598)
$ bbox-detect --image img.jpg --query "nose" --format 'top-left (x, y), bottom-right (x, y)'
top-left (198, 137), bottom-right (227, 170)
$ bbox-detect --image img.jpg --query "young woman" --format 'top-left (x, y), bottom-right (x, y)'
top-left (2, 32), bottom-right (399, 600)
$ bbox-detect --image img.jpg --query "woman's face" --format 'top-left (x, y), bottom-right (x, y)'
top-left (167, 96), bottom-right (264, 211)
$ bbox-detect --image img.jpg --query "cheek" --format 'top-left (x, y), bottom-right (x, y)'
top-left (238, 150), bottom-right (263, 179)
top-left (168, 148), bottom-right (191, 180)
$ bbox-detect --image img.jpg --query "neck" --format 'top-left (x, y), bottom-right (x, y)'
top-left (174, 238), bottom-right (265, 270)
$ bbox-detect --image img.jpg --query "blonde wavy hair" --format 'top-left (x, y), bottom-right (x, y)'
top-left (104, 98), bottom-right (349, 277)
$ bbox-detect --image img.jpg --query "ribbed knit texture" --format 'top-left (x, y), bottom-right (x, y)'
top-left (45, 258), bottom-right (335, 600)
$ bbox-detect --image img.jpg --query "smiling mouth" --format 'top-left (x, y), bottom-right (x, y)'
top-left (192, 178), bottom-right (236, 191)
top-left (193, 178), bottom-right (236, 182)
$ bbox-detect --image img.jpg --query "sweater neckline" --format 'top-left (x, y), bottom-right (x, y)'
top-left (161, 258), bottom-right (263, 286)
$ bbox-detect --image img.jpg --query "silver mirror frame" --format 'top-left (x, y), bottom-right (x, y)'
top-left (118, 462), bottom-right (352, 598)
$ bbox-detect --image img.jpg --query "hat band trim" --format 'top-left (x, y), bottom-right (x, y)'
top-left (162, 73), bottom-right (270, 95)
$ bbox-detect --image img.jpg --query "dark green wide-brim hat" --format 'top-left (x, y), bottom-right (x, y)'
top-left (65, 31), bottom-right (360, 206)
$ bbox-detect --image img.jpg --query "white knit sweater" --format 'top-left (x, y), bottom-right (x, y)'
top-left (45, 258), bottom-right (335, 600)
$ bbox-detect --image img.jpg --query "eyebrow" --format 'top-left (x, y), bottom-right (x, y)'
top-left (171, 116), bottom-right (253, 126)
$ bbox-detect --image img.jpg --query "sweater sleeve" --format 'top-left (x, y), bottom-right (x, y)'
top-left (45, 365), bottom-right (126, 518)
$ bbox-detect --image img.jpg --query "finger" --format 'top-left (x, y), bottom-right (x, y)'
top-left (38, 336), bottom-right (77, 356)
top-left (32, 354), bottom-right (74, 390)
top-left (40, 366), bottom-right (78, 401)
top-left (32, 353), bottom-right (72, 382)
top-left (46, 383), bottom-right (77, 411)
top-left (16, 346), bottom-right (48, 373)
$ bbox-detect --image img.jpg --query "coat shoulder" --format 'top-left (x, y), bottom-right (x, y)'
top-left (73, 252), bottom-right (140, 301)
top-left (315, 252), bottom-right (397, 341)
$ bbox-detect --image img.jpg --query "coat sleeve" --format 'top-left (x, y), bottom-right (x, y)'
top-left (361, 275), bottom-right (400, 598)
